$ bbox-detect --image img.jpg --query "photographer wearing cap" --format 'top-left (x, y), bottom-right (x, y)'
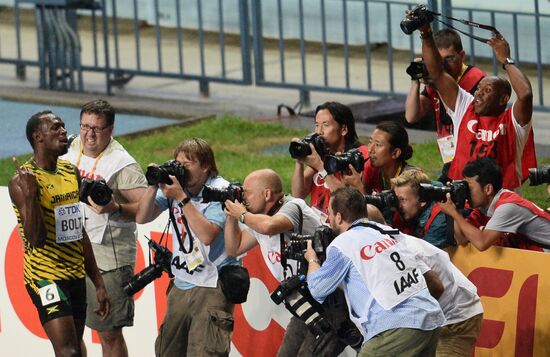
top-left (224, 168), bottom-right (358, 357)
top-left (9, 111), bottom-right (110, 356)
top-left (389, 170), bottom-right (454, 249)
top-left (62, 99), bottom-right (146, 357)
top-left (414, 10), bottom-right (536, 191)
top-left (438, 158), bottom-right (550, 252)
top-left (291, 101), bottom-right (370, 220)
top-left (135, 138), bottom-right (239, 356)
top-left (405, 29), bottom-right (486, 183)
top-left (305, 187), bottom-right (444, 356)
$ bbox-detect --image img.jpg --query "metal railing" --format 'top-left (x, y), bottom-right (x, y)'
top-left (0, 0), bottom-right (548, 111)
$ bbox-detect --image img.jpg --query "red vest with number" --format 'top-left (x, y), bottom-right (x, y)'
top-left (426, 65), bottom-right (485, 138)
top-left (448, 105), bottom-right (536, 190)
top-left (310, 144), bottom-right (370, 215)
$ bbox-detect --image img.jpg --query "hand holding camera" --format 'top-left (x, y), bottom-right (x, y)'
top-left (289, 133), bottom-right (328, 171)
top-left (401, 4), bottom-right (435, 35)
top-left (80, 178), bottom-right (114, 212)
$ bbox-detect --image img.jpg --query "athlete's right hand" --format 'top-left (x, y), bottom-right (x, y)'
top-left (12, 157), bottom-right (38, 199)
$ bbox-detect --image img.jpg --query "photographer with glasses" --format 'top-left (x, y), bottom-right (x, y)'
top-left (404, 29), bottom-right (486, 183)
top-left (136, 138), bottom-right (239, 357)
top-left (63, 99), bottom-right (146, 357)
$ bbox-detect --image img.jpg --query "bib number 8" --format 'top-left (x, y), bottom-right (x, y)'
top-left (390, 252), bottom-right (406, 271)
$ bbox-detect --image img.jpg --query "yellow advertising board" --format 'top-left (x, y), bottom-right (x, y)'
top-left (451, 245), bottom-right (550, 357)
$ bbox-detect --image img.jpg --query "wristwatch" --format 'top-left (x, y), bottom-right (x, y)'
top-left (239, 211), bottom-right (247, 224)
top-left (502, 58), bottom-right (515, 70)
top-left (178, 196), bottom-right (191, 209)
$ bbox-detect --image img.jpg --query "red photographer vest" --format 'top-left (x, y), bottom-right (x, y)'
top-left (310, 145), bottom-right (370, 215)
top-left (466, 192), bottom-right (550, 251)
top-left (447, 105), bottom-right (537, 190)
top-left (392, 204), bottom-right (441, 239)
top-left (426, 65), bottom-right (485, 138)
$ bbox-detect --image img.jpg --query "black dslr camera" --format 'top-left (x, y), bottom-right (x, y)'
top-left (418, 180), bottom-right (470, 209)
top-left (324, 148), bottom-right (366, 175)
top-left (202, 182), bottom-right (244, 203)
top-left (289, 133), bottom-right (328, 159)
top-left (284, 225), bottom-right (336, 263)
top-left (145, 159), bottom-right (187, 188)
top-left (271, 274), bottom-right (332, 339)
top-left (406, 60), bottom-right (430, 81)
top-left (123, 239), bottom-right (173, 296)
top-left (400, 4), bottom-right (435, 35)
top-left (364, 190), bottom-right (399, 212)
top-left (528, 166), bottom-right (550, 186)
top-left (80, 178), bottom-right (113, 206)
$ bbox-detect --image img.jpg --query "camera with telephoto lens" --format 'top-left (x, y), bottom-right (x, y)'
top-left (145, 159), bottom-right (188, 188)
top-left (528, 166), bottom-right (550, 186)
top-left (364, 190), bottom-right (399, 212)
top-left (123, 239), bottom-right (173, 296)
top-left (80, 178), bottom-right (113, 206)
top-left (324, 148), bottom-right (366, 175)
top-left (271, 274), bottom-right (332, 339)
top-left (418, 180), bottom-right (470, 209)
top-left (400, 4), bottom-right (435, 35)
top-left (289, 133), bottom-right (328, 159)
top-left (284, 225), bottom-right (336, 263)
top-left (406, 60), bottom-right (430, 81)
top-left (202, 182), bottom-right (243, 203)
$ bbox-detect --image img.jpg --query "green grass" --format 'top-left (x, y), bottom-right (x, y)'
top-left (1, 115), bottom-right (548, 208)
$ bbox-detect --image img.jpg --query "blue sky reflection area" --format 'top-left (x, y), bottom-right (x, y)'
top-left (0, 99), bottom-right (179, 158)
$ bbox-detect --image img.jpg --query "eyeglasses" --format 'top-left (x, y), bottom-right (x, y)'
top-left (80, 124), bottom-right (111, 134)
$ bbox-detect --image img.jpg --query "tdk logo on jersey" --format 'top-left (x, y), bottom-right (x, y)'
top-left (360, 238), bottom-right (397, 260)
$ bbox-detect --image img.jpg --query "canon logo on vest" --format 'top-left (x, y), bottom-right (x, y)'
top-left (467, 120), bottom-right (507, 141)
top-left (360, 237), bottom-right (397, 260)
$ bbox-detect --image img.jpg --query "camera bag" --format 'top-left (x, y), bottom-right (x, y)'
top-left (219, 265), bottom-right (250, 304)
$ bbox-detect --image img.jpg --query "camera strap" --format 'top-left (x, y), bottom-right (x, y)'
top-left (280, 202), bottom-right (303, 280)
top-left (429, 10), bottom-right (500, 43)
top-left (168, 200), bottom-right (193, 254)
top-left (349, 221), bottom-right (400, 238)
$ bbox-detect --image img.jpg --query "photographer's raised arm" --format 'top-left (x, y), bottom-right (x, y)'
top-left (488, 35), bottom-right (533, 126)
top-left (223, 214), bottom-right (258, 257)
top-left (291, 162), bottom-right (314, 198)
top-left (405, 79), bottom-right (431, 124)
top-left (419, 25), bottom-right (459, 111)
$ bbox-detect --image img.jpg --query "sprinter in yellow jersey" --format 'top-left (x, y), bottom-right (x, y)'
top-left (9, 111), bottom-right (110, 357)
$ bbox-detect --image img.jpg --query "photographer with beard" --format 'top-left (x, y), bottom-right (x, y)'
top-left (291, 101), bottom-right (370, 221)
top-left (304, 187), bottom-right (444, 356)
top-left (136, 138), bottom-right (239, 357)
top-left (62, 99), bottom-right (147, 357)
top-left (390, 170), bottom-right (454, 249)
top-left (224, 168), bottom-right (358, 357)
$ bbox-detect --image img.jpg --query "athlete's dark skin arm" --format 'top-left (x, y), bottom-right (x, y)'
top-left (8, 157), bottom-right (47, 248)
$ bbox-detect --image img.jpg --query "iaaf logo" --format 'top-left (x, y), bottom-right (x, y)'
top-left (467, 120), bottom-right (506, 142)
top-left (360, 238), bottom-right (397, 260)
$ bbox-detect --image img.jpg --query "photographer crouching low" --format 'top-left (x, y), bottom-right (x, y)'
top-left (305, 187), bottom-right (445, 356)
top-left (135, 138), bottom-right (241, 357)
top-left (223, 169), bottom-right (363, 356)
top-left (62, 99), bottom-right (147, 356)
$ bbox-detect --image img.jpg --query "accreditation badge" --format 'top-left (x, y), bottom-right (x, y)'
top-left (54, 203), bottom-right (84, 243)
top-left (437, 134), bottom-right (456, 164)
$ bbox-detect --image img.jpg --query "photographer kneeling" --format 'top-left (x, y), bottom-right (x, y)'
top-left (136, 138), bottom-right (239, 357)
top-left (390, 170), bottom-right (454, 249)
top-left (438, 158), bottom-right (550, 252)
top-left (305, 187), bottom-right (444, 356)
top-left (224, 169), bottom-right (360, 357)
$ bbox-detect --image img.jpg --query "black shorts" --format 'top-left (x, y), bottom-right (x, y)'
top-left (25, 278), bottom-right (87, 325)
